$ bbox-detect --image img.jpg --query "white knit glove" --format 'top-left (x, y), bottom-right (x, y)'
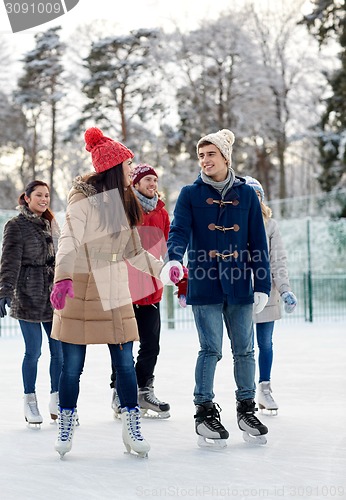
top-left (254, 292), bottom-right (268, 314)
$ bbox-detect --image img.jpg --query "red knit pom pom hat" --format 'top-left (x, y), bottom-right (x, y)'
top-left (84, 127), bottom-right (134, 173)
top-left (132, 163), bottom-right (158, 186)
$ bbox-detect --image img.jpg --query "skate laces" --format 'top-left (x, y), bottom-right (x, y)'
top-left (146, 388), bottom-right (165, 406)
top-left (241, 406), bottom-right (262, 426)
top-left (127, 408), bottom-right (144, 441)
top-left (205, 403), bottom-right (225, 431)
top-left (59, 409), bottom-right (75, 442)
top-left (27, 395), bottom-right (40, 416)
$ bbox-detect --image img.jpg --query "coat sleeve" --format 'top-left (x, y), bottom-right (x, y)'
top-left (268, 218), bottom-right (291, 295)
top-left (124, 227), bottom-right (163, 279)
top-left (167, 186), bottom-right (192, 262)
top-left (247, 190), bottom-right (271, 295)
top-left (54, 193), bottom-right (89, 282)
top-left (0, 219), bottom-right (23, 298)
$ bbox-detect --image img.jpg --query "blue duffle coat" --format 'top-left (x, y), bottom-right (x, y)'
top-left (167, 175), bottom-right (271, 305)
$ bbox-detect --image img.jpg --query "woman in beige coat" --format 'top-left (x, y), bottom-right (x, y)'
top-left (245, 177), bottom-right (297, 415)
top-left (50, 128), bottom-right (171, 459)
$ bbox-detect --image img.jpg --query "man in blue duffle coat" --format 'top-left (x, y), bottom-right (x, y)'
top-left (167, 128), bottom-right (271, 448)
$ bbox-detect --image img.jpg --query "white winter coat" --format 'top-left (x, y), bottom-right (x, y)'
top-left (253, 218), bottom-right (291, 323)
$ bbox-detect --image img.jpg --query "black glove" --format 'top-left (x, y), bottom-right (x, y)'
top-left (0, 297), bottom-right (12, 318)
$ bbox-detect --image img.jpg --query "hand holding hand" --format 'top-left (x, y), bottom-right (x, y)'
top-left (254, 292), bottom-right (268, 314)
top-left (281, 291), bottom-right (297, 313)
top-left (50, 280), bottom-right (74, 310)
top-left (0, 297), bottom-right (11, 318)
top-left (160, 260), bottom-right (184, 285)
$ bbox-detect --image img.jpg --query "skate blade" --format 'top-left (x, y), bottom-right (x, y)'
top-left (197, 436), bottom-right (227, 449)
top-left (124, 450), bottom-right (149, 459)
top-left (140, 408), bottom-right (170, 419)
top-left (259, 404), bottom-right (278, 416)
top-left (26, 420), bottom-right (42, 429)
top-left (242, 431), bottom-right (267, 445)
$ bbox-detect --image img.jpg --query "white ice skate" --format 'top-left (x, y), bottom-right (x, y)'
top-left (138, 378), bottom-right (170, 419)
top-left (195, 402), bottom-right (229, 449)
top-left (24, 393), bottom-right (43, 428)
top-left (111, 388), bottom-right (121, 419)
top-left (121, 407), bottom-right (150, 458)
top-left (237, 400), bottom-right (268, 445)
top-left (49, 392), bottom-right (59, 422)
top-left (258, 381), bottom-right (278, 415)
top-left (55, 408), bottom-right (77, 459)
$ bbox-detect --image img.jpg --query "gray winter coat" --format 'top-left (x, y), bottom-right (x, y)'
top-left (254, 218), bottom-right (291, 323)
top-left (0, 209), bottom-right (56, 322)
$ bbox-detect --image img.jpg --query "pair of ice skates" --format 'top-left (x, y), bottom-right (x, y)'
top-left (112, 377), bottom-right (170, 420)
top-left (24, 392), bottom-right (59, 428)
top-left (195, 400), bottom-right (268, 448)
top-left (55, 406), bottom-right (150, 459)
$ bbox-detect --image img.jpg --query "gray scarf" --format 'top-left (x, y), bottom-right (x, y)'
top-left (133, 188), bottom-right (158, 213)
top-left (201, 168), bottom-right (235, 197)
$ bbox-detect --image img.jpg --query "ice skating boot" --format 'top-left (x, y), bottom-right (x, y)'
top-left (237, 399), bottom-right (268, 445)
top-left (24, 393), bottom-right (43, 428)
top-left (55, 407), bottom-right (77, 459)
top-left (194, 402), bottom-right (229, 449)
top-left (49, 392), bottom-right (59, 421)
top-left (138, 377), bottom-right (170, 419)
top-left (258, 381), bottom-right (278, 413)
top-left (258, 381), bottom-right (278, 415)
top-left (111, 388), bottom-right (121, 419)
top-left (121, 406), bottom-right (150, 458)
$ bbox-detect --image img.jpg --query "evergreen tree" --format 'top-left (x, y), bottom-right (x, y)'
top-left (15, 26), bottom-right (65, 205)
top-left (302, 1), bottom-right (346, 202)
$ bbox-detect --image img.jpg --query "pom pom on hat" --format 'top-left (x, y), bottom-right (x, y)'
top-left (84, 127), bottom-right (134, 173)
top-left (245, 175), bottom-right (265, 202)
top-left (196, 129), bottom-right (235, 165)
top-left (132, 163), bottom-right (158, 186)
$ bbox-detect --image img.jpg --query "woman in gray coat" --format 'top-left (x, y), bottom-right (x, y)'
top-left (0, 180), bottom-right (62, 426)
top-left (245, 177), bottom-right (297, 414)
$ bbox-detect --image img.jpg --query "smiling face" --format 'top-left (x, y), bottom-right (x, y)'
top-left (134, 174), bottom-right (158, 199)
top-left (198, 144), bottom-right (228, 182)
top-left (24, 185), bottom-right (50, 216)
top-left (122, 158), bottom-right (134, 187)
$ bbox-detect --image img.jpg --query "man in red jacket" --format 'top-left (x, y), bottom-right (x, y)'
top-left (111, 164), bottom-right (171, 418)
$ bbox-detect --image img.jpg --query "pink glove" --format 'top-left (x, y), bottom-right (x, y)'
top-left (50, 280), bottom-right (74, 310)
top-left (169, 266), bottom-right (182, 285)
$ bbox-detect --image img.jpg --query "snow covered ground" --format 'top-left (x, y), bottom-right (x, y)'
top-left (1, 320), bottom-right (345, 500)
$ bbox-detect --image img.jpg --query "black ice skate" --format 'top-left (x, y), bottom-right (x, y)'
top-left (194, 402), bottom-right (229, 449)
top-left (237, 399), bottom-right (268, 445)
top-left (138, 377), bottom-right (170, 419)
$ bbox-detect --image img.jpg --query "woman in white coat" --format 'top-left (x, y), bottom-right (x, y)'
top-left (245, 177), bottom-right (297, 414)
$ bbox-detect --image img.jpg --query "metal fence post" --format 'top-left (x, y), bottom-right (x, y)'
top-left (165, 286), bottom-right (175, 329)
top-left (307, 218), bottom-right (313, 322)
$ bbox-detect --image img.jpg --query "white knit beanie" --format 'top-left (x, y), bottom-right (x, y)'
top-left (196, 129), bottom-right (235, 165)
top-left (245, 176), bottom-right (265, 202)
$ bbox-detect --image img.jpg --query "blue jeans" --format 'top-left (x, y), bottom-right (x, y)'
top-left (255, 321), bottom-right (275, 383)
top-left (59, 341), bottom-right (137, 409)
top-left (19, 320), bottom-right (63, 394)
top-left (192, 302), bottom-right (255, 403)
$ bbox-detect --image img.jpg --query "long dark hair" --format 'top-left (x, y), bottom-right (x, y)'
top-left (18, 180), bottom-right (55, 224)
top-left (87, 164), bottom-right (142, 234)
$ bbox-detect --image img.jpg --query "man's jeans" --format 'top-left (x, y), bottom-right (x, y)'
top-left (19, 320), bottom-right (63, 394)
top-left (59, 341), bottom-right (137, 409)
top-left (255, 321), bottom-right (275, 383)
top-left (192, 302), bottom-right (255, 404)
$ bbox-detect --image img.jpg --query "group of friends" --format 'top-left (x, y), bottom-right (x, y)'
top-left (0, 127), bottom-right (297, 459)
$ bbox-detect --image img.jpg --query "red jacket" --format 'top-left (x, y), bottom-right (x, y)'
top-left (127, 198), bottom-right (170, 305)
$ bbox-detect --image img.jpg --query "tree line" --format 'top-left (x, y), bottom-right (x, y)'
top-left (0, 0), bottom-right (345, 216)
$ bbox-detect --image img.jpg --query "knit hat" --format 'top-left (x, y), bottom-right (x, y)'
top-left (84, 127), bottom-right (134, 173)
top-left (196, 129), bottom-right (235, 165)
top-left (245, 176), bottom-right (265, 202)
top-left (132, 163), bottom-right (158, 186)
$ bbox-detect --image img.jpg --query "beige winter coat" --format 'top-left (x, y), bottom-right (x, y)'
top-left (51, 178), bottom-right (163, 345)
top-left (254, 218), bottom-right (291, 323)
